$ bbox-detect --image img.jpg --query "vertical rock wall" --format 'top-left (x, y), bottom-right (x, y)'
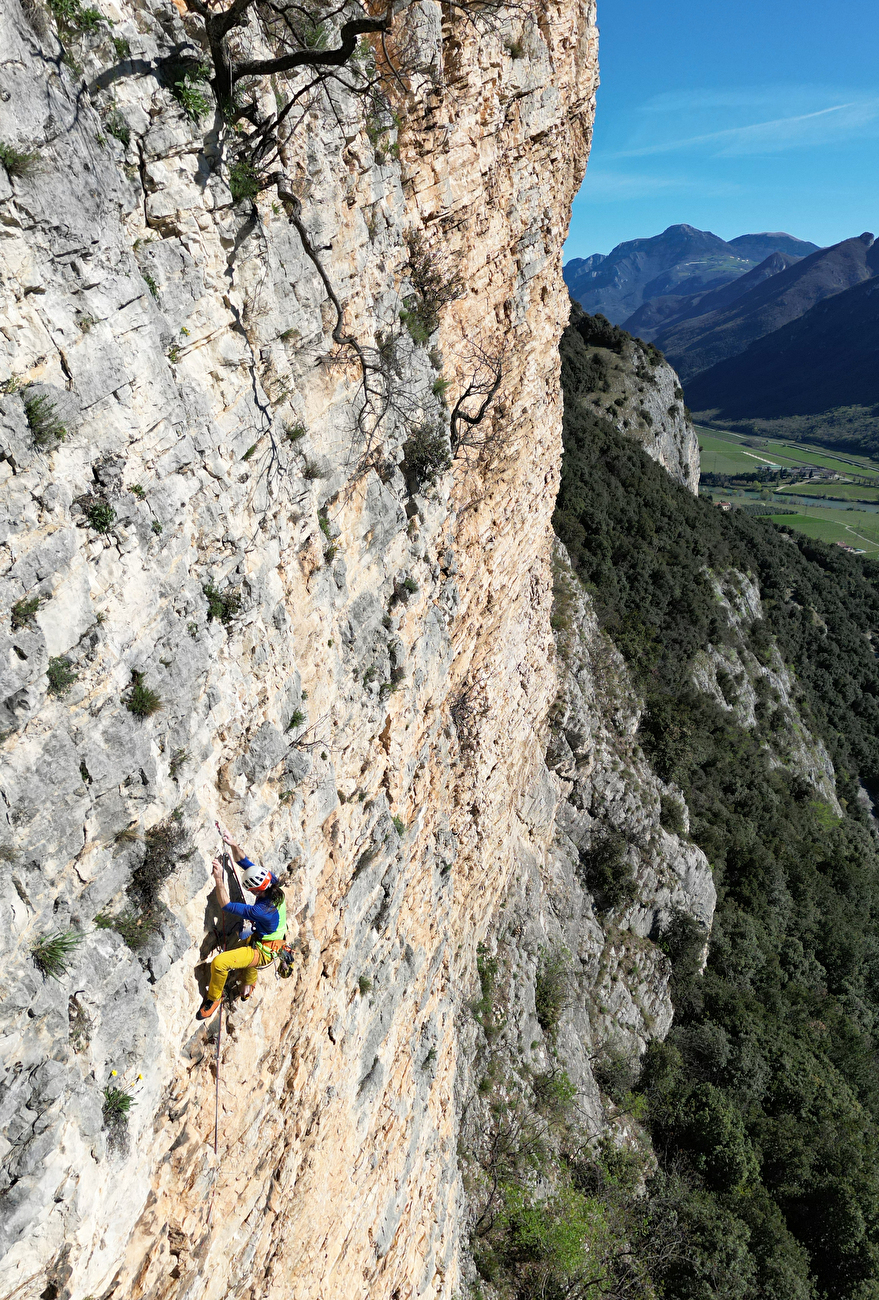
top-left (0, 0), bottom-right (598, 1296)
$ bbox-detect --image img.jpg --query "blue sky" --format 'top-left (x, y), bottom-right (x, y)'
top-left (565, 0), bottom-right (879, 260)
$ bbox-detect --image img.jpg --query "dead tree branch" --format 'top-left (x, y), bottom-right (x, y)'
top-left (450, 339), bottom-right (504, 459)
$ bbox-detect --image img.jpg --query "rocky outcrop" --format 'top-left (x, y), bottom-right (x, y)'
top-left (564, 304), bottom-right (700, 491)
top-left (0, 0), bottom-right (599, 1297)
top-left (691, 570), bottom-right (840, 811)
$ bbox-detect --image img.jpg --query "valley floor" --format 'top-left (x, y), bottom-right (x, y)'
top-left (697, 424), bottom-right (879, 555)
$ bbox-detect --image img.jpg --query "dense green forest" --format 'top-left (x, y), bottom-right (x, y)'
top-left (554, 312), bottom-right (879, 1299)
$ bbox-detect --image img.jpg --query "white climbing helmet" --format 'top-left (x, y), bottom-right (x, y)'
top-left (241, 863), bottom-right (271, 893)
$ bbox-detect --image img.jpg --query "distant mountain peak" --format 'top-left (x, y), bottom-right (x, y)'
top-left (563, 225), bottom-right (819, 325)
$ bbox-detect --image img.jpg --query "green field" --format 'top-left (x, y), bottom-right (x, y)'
top-left (766, 507), bottom-right (879, 554)
top-left (697, 428), bottom-right (826, 475)
top-left (697, 424), bottom-right (879, 481)
top-left (697, 431), bottom-right (780, 475)
top-left (782, 440), bottom-right (879, 478)
top-left (699, 423), bottom-right (879, 551)
top-left (779, 481), bottom-right (879, 503)
top-left (773, 445), bottom-right (879, 478)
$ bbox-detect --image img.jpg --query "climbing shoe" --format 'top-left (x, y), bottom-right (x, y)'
top-left (240, 985), bottom-right (255, 1002)
top-left (196, 998), bottom-right (220, 1021)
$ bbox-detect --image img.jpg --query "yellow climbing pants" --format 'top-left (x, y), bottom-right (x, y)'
top-left (207, 939), bottom-right (273, 1001)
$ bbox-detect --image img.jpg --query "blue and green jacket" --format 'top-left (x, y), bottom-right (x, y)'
top-left (222, 861), bottom-right (282, 938)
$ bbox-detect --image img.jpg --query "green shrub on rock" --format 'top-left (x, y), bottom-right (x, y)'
top-left (83, 499), bottom-right (116, 533)
top-left (402, 421), bottom-right (451, 489)
top-left (534, 948), bottom-right (570, 1040)
top-left (228, 160), bottom-right (260, 202)
top-left (577, 830), bottom-right (637, 913)
top-left (47, 656), bottom-right (77, 697)
top-left (24, 393), bottom-right (67, 446)
top-left (123, 671), bottom-right (162, 718)
top-left (203, 582), bottom-right (242, 625)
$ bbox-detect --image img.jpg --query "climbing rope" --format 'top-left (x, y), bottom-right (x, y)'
top-left (210, 824), bottom-right (243, 1150)
top-left (207, 822), bottom-right (240, 1223)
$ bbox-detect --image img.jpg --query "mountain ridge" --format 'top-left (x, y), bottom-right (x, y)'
top-left (563, 223), bottom-right (819, 324)
top-left (687, 274), bottom-right (879, 451)
top-left (656, 231), bottom-right (879, 380)
top-left (622, 250), bottom-right (801, 340)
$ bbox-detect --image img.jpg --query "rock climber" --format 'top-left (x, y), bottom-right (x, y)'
top-left (196, 827), bottom-right (287, 1021)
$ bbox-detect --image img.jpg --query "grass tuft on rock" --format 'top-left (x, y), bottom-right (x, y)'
top-left (0, 142), bottom-right (39, 177)
top-left (31, 929), bottom-right (83, 980)
top-left (106, 109), bottom-right (130, 148)
top-left (11, 596), bottom-right (40, 629)
top-left (102, 1084), bottom-right (134, 1121)
top-left (124, 670), bottom-right (163, 718)
top-left (95, 908), bottom-right (161, 950)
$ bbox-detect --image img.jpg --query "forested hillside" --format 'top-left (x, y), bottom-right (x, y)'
top-left (555, 313), bottom-right (879, 1298)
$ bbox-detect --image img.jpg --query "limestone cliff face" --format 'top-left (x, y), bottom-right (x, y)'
top-left (690, 570), bottom-right (840, 811)
top-left (0, 0), bottom-right (597, 1296)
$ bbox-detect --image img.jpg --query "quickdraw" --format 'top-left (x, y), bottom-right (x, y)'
top-left (276, 943), bottom-right (297, 979)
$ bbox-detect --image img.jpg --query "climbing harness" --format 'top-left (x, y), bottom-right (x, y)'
top-left (250, 896), bottom-right (287, 965)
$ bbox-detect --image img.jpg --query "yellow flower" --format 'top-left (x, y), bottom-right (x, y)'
top-left (110, 1070), bottom-right (117, 1076)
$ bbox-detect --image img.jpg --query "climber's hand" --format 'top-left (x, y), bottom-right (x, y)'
top-left (211, 857), bottom-right (225, 884)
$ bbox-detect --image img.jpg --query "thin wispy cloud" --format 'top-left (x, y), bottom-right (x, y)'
top-left (578, 170), bottom-right (740, 202)
top-left (638, 86), bottom-right (847, 114)
top-left (611, 99), bottom-right (879, 158)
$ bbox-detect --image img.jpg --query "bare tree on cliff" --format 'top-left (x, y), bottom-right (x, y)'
top-left (176, 0), bottom-right (508, 471)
